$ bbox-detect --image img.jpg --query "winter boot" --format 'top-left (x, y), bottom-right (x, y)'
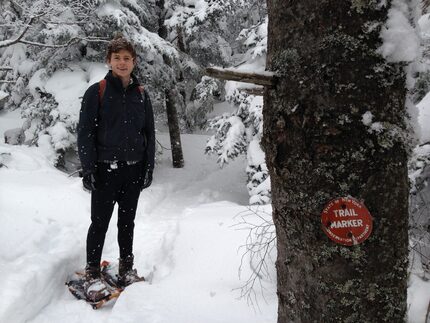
top-left (83, 264), bottom-right (111, 302)
top-left (85, 264), bottom-right (101, 280)
top-left (117, 255), bottom-right (145, 287)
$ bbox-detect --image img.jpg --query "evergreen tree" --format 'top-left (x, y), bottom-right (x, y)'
top-left (204, 15), bottom-right (269, 204)
top-left (0, 0), bottom-right (181, 166)
top-left (0, 0), bottom-right (271, 201)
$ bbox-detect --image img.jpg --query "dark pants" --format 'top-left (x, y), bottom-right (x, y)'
top-left (86, 161), bottom-right (141, 267)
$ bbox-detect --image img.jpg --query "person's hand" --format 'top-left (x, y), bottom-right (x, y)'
top-left (141, 170), bottom-right (153, 191)
top-left (83, 172), bottom-right (97, 191)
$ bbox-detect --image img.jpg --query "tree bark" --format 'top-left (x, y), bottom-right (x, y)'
top-left (165, 88), bottom-right (184, 168)
top-left (156, 0), bottom-right (168, 39)
top-left (176, 25), bottom-right (187, 53)
top-left (263, 1), bottom-right (409, 322)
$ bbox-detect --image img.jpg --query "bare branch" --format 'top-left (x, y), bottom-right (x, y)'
top-left (205, 67), bottom-right (277, 87)
top-left (233, 206), bottom-right (276, 307)
top-left (240, 87), bottom-right (264, 96)
top-left (0, 80), bottom-right (16, 84)
top-left (0, 67), bottom-right (13, 71)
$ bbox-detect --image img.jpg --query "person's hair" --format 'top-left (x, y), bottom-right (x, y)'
top-left (106, 34), bottom-right (137, 61)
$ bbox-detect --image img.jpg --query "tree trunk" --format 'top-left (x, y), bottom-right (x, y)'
top-left (156, 0), bottom-right (168, 39)
top-left (176, 25), bottom-right (187, 53)
top-left (263, 1), bottom-right (409, 322)
top-left (165, 88), bottom-right (184, 168)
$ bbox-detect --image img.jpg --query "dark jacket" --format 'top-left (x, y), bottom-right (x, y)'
top-left (77, 71), bottom-right (155, 175)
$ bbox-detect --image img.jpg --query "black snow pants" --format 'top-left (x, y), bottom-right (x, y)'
top-left (86, 161), bottom-right (142, 267)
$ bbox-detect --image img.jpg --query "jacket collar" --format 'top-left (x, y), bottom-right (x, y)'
top-left (105, 70), bottom-right (139, 91)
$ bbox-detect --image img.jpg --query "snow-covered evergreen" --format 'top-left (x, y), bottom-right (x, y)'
top-left (0, 0), bottom-right (269, 202)
top-left (184, 75), bottom-right (222, 130)
top-left (205, 15), bottom-right (270, 205)
top-left (0, 0), bottom-right (182, 166)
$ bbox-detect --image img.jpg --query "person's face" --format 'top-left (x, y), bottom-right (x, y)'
top-left (107, 49), bottom-right (135, 79)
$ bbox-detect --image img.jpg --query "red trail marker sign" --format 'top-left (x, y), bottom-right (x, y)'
top-left (321, 197), bottom-right (373, 246)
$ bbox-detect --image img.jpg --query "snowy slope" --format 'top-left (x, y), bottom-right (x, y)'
top-left (0, 119), bottom-right (277, 323)
top-left (1, 107), bottom-right (430, 322)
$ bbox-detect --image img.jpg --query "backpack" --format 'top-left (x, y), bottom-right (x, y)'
top-left (98, 79), bottom-right (145, 104)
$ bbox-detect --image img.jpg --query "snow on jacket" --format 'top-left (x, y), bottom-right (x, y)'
top-left (77, 71), bottom-right (155, 176)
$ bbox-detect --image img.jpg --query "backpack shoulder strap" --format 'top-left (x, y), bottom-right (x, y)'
top-left (98, 80), bottom-right (143, 106)
top-left (98, 79), bottom-right (107, 106)
top-left (137, 85), bottom-right (146, 103)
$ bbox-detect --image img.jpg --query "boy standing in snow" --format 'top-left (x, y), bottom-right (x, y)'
top-left (77, 36), bottom-right (155, 295)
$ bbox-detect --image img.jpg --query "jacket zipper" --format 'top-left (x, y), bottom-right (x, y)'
top-left (123, 88), bottom-right (129, 160)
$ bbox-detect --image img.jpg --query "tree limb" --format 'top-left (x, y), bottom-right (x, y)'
top-left (10, 0), bottom-right (24, 17)
top-left (0, 12), bottom-right (101, 49)
top-left (240, 87), bottom-right (264, 96)
top-left (18, 36), bottom-right (109, 48)
top-left (40, 20), bottom-right (88, 25)
top-left (0, 13), bottom-right (46, 49)
top-left (205, 67), bottom-right (277, 87)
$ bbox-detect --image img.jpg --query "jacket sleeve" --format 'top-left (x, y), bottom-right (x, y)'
top-left (143, 90), bottom-right (155, 171)
top-left (77, 83), bottom-right (99, 176)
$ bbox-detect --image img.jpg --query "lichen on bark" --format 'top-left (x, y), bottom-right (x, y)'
top-left (264, 0), bottom-right (409, 322)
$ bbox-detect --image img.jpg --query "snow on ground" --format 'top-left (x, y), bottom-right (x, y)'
top-left (1, 107), bottom-right (430, 322)
top-left (0, 112), bottom-right (277, 323)
top-left (0, 109), bottom-right (23, 139)
top-left (408, 274), bottom-right (430, 323)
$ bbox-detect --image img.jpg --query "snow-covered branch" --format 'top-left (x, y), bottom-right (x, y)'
top-left (424, 0), bottom-right (430, 13)
top-left (0, 13), bottom-right (46, 48)
top-left (0, 1), bottom-right (105, 50)
top-left (40, 19), bottom-right (88, 25)
top-left (18, 36), bottom-right (109, 48)
top-left (10, 0), bottom-right (24, 16)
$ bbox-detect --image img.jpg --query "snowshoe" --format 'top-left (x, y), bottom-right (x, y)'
top-left (83, 277), bottom-right (111, 303)
top-left (66, 267), bottom-right (122, 309)
top-left (66, 260), bottom-right (145, 309)
top-left (100, 260), bottom-right (121, 288)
